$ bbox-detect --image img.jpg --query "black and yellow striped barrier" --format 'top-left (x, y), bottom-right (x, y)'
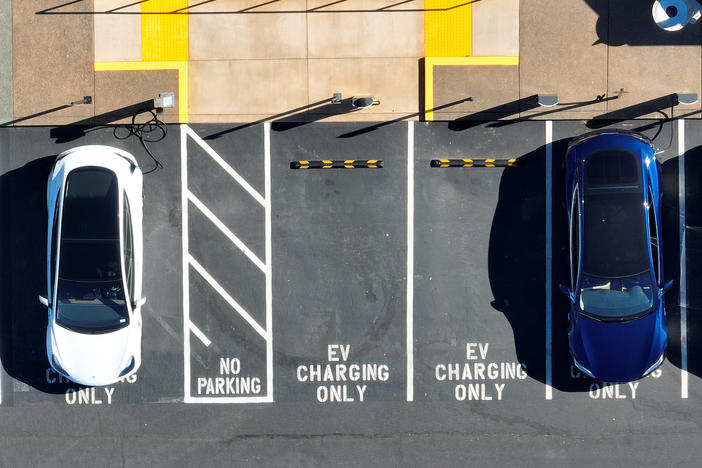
top-left (290, 159), bottom-right (383, 169)
top-left (430, 158), bottom-right (518, 168)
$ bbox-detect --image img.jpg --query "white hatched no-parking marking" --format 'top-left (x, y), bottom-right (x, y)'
top-left (181, 124), bottom-right (273, 403)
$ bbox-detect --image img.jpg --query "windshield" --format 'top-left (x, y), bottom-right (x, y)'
top-left (57, 280), bottom-right (127, 332)
top-left (55, 168), bottom-right (128, 332)
top-left (579, 272), bottom-right (656, 320)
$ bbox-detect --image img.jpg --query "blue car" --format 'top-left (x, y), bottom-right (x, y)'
top-left (561, 129), bottom-right (672, 382)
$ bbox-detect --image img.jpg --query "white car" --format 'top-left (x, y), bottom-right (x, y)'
top-left (39, 145), bottom-right (145, 386)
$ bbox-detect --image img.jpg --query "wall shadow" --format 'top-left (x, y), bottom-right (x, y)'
top-left (49, 99), bottom-right (156, 143)
top-left (0, 104), bottom-right (73, 127)
top-left (448, 95), bottom-right (616, 131)
top-left (585, 0), bottom-right (701, 46)
top-left (587, 95), bottom-right (678, 129)
top-left (0, 156), bottom-right (85, 394)
top-left (661, 155), bottom-right (682, 372)
top-left (37, 0), bottom-right (481, 14)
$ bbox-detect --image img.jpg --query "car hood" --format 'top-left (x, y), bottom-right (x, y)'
top-left (570, 304), bottom-right (667, 382)
top-left (51, 323), bottom-right (132, 386)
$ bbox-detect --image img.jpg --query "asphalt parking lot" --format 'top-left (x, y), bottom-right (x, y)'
top-left (1, 119), bottom-right (702, 464)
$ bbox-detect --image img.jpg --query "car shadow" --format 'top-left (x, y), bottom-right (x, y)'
top-left (669, 145), bottom-right (702, 378)
top-left (0, 156), bottom-right (86, 394)
top-left (488, 137), bottom-right (594, 392)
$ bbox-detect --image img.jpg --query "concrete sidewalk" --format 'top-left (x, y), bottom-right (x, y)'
top-left (4, 0), bottom-right (702, 125)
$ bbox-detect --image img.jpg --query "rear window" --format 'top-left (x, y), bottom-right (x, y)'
top-left (584, 149), bottom-right (640, 189)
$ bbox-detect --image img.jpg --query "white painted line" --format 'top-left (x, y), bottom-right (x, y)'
top-left (184, 395), bottom-right (274, 404)
top-left (187, 191), bottom-right (267, 273)
top-left (181, 124), bottom-right (192, 401)
top-left (545, 120), bottom-right (553, 401)
top-left (406, 121), bottom-right (414, 403)
top-left (679, 118), bottom-right (688, 399)
top-left (264, 122), bottom-right (274, 401)
top-left (182, 125), bottom-right (267, 208)
top-left (189, 254), bottom-right (269, 341)
top-left (189, 321), bottom-right (212, 347)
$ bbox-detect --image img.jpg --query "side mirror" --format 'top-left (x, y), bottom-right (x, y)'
top-left (559, 284), bottom-right (576, 303)
top-left (38, 295), bottom-right (49, 307)
top-left (661, 280), bottom-right (674, 294)
top-left (133, 297), bottom-right (147, 309)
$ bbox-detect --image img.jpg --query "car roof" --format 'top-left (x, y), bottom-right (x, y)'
top-left (581, 149), bottom-right (649, 278)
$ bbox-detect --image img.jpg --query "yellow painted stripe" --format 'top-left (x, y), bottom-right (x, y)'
top-left (94, 61), bottom-right (188, 123)
top-left (425, 0), bottom-right (471, 57)
top-left (424, 57), bottom-right (519, 121)
top-left (428, 57), bottom-right (519, 66)
top-left (141, 0), bottom-right (189, 61)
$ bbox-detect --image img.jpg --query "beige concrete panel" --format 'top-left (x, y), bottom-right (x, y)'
top-left (95, 69), bottom-right (180, 124)
top-left (13, 1), bottom-right (95, 123)
top-left (472, 0), bottom-right (519, 57)
top-left (94, 0), bottom-right (141, 62)
top-left (308, 58), bottom-right (418, 114)
top-left (520, 0), bottom-right (607, 115)
top-left (189, 60), bottom-right (308, 115)
top-left (432, 65), bottom-right (519, 120)
top-left (607, 45), bottom-right (701, 118)
top-left (308, 0), bottom-right (424, 58)
top-left (189, 0), bottom-right (308, 60)
top-left (188, 112), bottom-right (417, 122)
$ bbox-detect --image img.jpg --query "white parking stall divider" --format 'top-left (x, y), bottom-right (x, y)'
top-left (181, 125), bottom-right (191, 402)
top-left (545, 120), bottom-right (553, 401)
top-left (264, 121), bottom-right (273, 399)
top-left (407, 120), bottom-right (414, 403)
top-left (181, 124), bottom-right (273, 403)
top-left (679, 118), bottom-right (688, 399)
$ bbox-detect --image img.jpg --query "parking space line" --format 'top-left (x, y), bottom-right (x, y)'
top-left (679, 118), bottom-right (688, 399)
top-left (187, 191), bottom-right (267, 273)
top-left (407, 121), bottom-right (415, 402)
top-left (189, 255), bottom-right (268, 340)
top-left (189, 321), bottom-right (212, 347)
top-left (181, 124), bottom-right (192, 401)
top-left (187, 396), bottom-right (273, 404)
top-left (183, 126), bottom-right (266, 207)
top-left (545, 120), bottom-right (553, 400)
top-left (264, 122), bottom-right (273, 401)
